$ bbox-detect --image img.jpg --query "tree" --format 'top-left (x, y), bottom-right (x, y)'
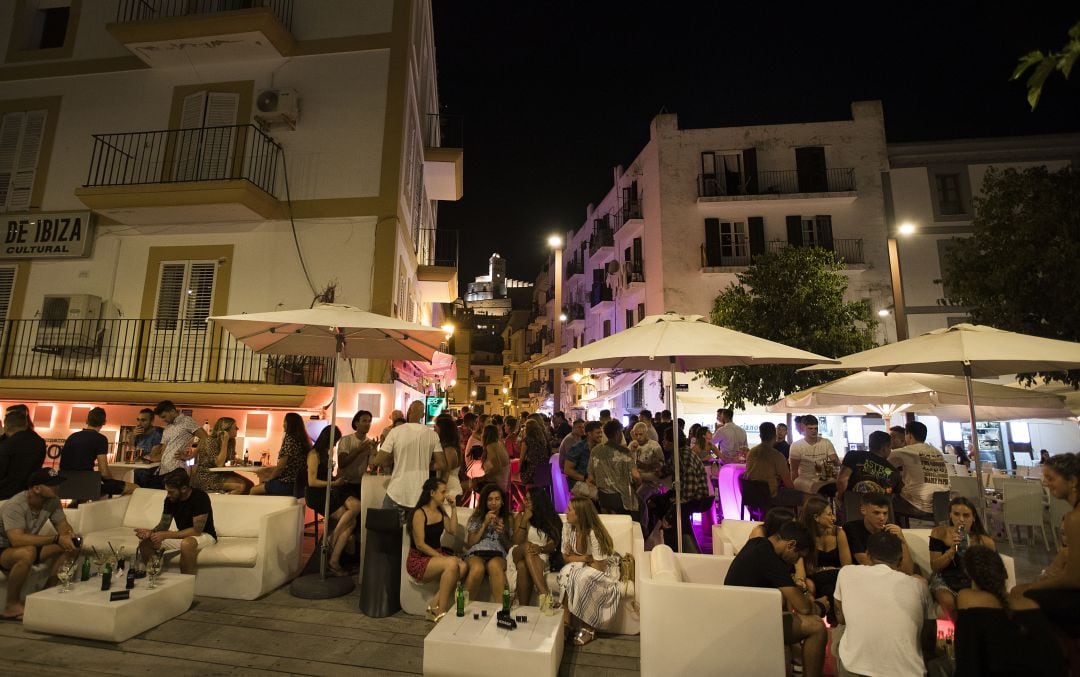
top-left (940, 165), bottom-right (1080, 387)
top-left (1013, 21), bottom-right (1080, 110)
top-left (699, 247), bottom-right (878, 408)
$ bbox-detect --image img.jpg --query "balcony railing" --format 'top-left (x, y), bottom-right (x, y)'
top-left (566, 303), bottom-right (586, 322)
top-left (590, 284), bottom-right (614, 306)
top-left (613, 199), bottom-right (643, 232)
top-left (702, 239), bottom-right (864, 267)
top-left (417, 228), bottom-right (459, 267)
top-left (700, 243), bottom-right (751, 268)
top-left (589, 227), bottom-right (614, 253)
top-left (834, 238), bottom-right (864, 264)
top-left (697, 167), bottom-right (855, 198)
top-left (84, 124), bottom-right (283, 197)
top-left (0, 319), bottom-right (333, 385)
top-left (565, 255), bottom-right (584, 278)
top-left (624, 260), bottom-right (645, 284)
top-left (116, 0), bottom-right (294, 30)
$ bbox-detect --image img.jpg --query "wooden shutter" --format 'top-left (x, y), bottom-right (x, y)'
top-left (816, 215), bottom-right (834, 251)
top-left (154, 263), bottom-right (186, 331)
top-left (183, 262), bottom-right (217, 330)
top-left (202, 92), bottom-right (239, 180)
top-left (155, 260), bottom-right (216, 332)
top-left (748, 216), bottom-right (766, 256)
top-left (0, 113), bottom-right (23, 210)
top-left (176, 92), bottom-right (207, 181)
top-left (786, 215), bottom-right (803, 246)
top-left (704, 217), bottom-right (721, 266)
top-left (743, 147), bottom-right (758, 194)
top-left (0, 266), bottom-right (15, 330)
top-left (8, 110), bottom-right (47, 211)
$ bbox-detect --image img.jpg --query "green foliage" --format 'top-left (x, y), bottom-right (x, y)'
top-left (1013, 21), bottom-right (1080, 110)
top-left (699, 247), bottom-right (878, 408)
top-left (941, 165), bottom-right (1080, 388)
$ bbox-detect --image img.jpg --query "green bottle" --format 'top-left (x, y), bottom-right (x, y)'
top-left (455, 582), bottom-right (465, 617)
top-left (502, 583), bottom-right (511, 613)
top-left (100, 563), bottom-right (112, 591)
top-left (80, 556), bottom-right (91, 581)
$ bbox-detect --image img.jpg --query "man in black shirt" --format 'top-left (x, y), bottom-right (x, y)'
top-left (135, 470), bottom-right (216, 574)
top-left (837, 430), bottom-right (898, 500)
top-left (0, 409), bottom-right (46, 500)
top-left (842, 493), bottom-right (913, 573)
top-left (724, 521), bottom-right (829, 677)
top-left (59, 407), bottom-right (135, 497)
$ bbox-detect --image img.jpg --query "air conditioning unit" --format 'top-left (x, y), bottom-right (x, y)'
top-left (254, 88), bottom-right (299, 130)
top-left (35, 294), bottom-right (102, 352)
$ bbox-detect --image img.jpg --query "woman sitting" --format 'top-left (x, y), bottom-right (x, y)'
top-left (559, 497), bottom-right (630, 646)
top-left (463, 483), bottom-right (513, 600)
top-left (407, 478), bottom-right (467, 621)
top-left (192, 417), bottom-right (251, 495)
top-left (954, 545), bottom-right (1065, 676)
top-left (510, 487), bottom-right (563, 611)
top-left (304, 425), bottom-right (361, 576)
top-left (929, 496), bottom-right (995, 619)
top-left (251, 412), bottom-right (309, 496)
top-left (690, 425), bottom-right (719, 460)
top-left (794, 496), bottom-right (851, 622)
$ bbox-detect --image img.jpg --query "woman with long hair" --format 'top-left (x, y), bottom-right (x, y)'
top-left (481, 423), bottom-right (510, 494)
top-left (462, 483), bottom-right (512, 600)
top-left (928, 496), bottom-right (995, 620)
top-left (252, 412), bottom-right (310, 496)
top-left (406, 478), bottom-right (467, 621)
top-left (955, 545), bottom-right (1065, 676)
top-left (304, 425), bottom-right (361, 576)
top-left (794, 496), bottom-right (851, 620)
top-left (510, 487), bottom-right (563, 610)
top-left (521, 418), bottom-right (552, 496)
top-left (503, 416), bottom-right (521, 459)
top-left (192, 417), bottom-right (251, 494)
top-left (690, 425), bottom-right (719, 460)
top-left (559, 497), bottom-right (629, 646)
top-left (434, 416), bottom-right (463, 502)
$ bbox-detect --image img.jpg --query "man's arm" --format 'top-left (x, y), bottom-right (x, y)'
top-left (97, 453), bottom-right (116, 481)
top-left (779, 585), bottom-right (817, 615)
top-left (6, 527), bottom-right (60, 548)
top-left (834, 599), bottom-right (845, 626)
top-left (774, 454), bottom-right (795, 489)
top-left (883, 523), bottom-right (915, 574)
top-left (835, 467), bottom-right (852, 497)
top-left (563, 457), bottom-right (585, 482)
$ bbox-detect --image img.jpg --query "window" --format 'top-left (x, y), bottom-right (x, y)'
top-left (603, 320), bottom-right (611, 338)
top-left (626, 309), bottom-right (634, 329)
top-left (721, 222), bottom-right (748, 259)
top-left (7, 0), bottom-right (79, 62)
top-left (935, 173), bottom-right (965, 216)
top-left (174, 91), bottom-right (240, 182)
top-left (637, 303), bottom-right (645, 322)
top-left (0, 109), bottom-right (47, 212)
top-left (153, 260), bottom-right (217, 332)
top-left (25, 3), bottom-right (70, 50)
top-left (800, 219), bottom-right (818, 248)
top-left (937, 239), bottom-right (963, 300)
top-left (630, 379), bottom-right (644, 408)
top-left (928, 167), bottom-right (971, 220)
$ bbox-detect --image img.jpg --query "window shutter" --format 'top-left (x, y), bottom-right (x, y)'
top-left (0, 265), bottom-right (15, 325)
top-left (748, 216), bottom-right (766, 256)
top-left (0, 113), bottom-right (26, 210)
top-left (202, 92), bottom-right (239, 180)
top-left (155, 261), bottom-right (216, 332)
top-left (176, 92), bottom-right (208, 181)
top-left (816, 215), bottom-right (834, 251)
top-left (154, 263), bottom-right (186, 331)
top-left (8, 110), bottom-right (47, 211)
top-left (743, 147), bottom-right (758, 194)
top-left (786, 215), bottom-right (803, 246)
top-left (184, 262), bottom-right (217, 330)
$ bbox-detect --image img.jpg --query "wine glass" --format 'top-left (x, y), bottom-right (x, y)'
top-left (91, 550), bottom-right (108, 576)
top-left (147, 553), bottom-right (164, 588)
top-left (56, 562), bottom-right (73, 592)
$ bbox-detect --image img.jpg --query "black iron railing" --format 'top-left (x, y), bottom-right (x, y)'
top-left (834, 238), bottom-right (864, 264)
top-left (115, 0), bottom-right (294, 29)
top-left (698, 167), bottom-right (855, 198)
top-left (614, 198), bottom-right (643, 231)
top-left (417, 228), bottom-right (459, 267)
top-left (625, 260), bottom-right (645, 284)
top-left (701, 239), bottom-right (864, 266)
top-left (565, 255), bottom-right (584, 278)
top-left (566, 303), bottom-right (586, 321)
top-left (84, 124), bottom-right (283, 197)
top-left (590, 284), bottom-right (614, 306)
top-left (0, 318), bottom-right (333, 385)
top-left (590, 227), bottom-right (614, 253)
top-left (701, 243), bottom-right (751, 268)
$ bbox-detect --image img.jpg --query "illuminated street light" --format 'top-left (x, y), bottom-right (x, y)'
top-left (898, 222), bottom-right (916, 236)
top-left (558, 313), bottom-right (567, 322)
top-left (547, 235), bottom-right (563, 248)
top-left (441, 322), bottom-right (455, 337)
top-left (878, 308), bottom-right (891, 317)
top-left (502, 387), bottom-right (508, 394)
top-left (571, 371), bottom-right (583, 383)
top-left (471, 390), bottom-right (477, 397)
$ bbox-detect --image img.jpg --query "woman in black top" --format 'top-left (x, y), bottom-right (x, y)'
top-left (955, 545), bottom-right (1064, 676)
top-left (794, 496), bottom-right (851, 622)
top-left (304, 425), bottom-right (359, 576)
top-left (406, 478), bottom-right (466, 621)
top-left (929, 496), bottom-right (995, 620)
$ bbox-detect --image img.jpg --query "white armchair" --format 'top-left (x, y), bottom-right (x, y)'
top-left (711, 518), bottom-right (760, 555)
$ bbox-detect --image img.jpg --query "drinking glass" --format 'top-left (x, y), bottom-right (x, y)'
top-left (91, 551), bottom-right (108, 576)
top-left (147, 554), bottom-right (164, 589)
top-left (56, 563), bottom-right (72, 592)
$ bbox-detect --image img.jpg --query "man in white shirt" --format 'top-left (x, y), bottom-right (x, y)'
top-left (712, 408), bottom-right (748, 458)
top-left (371, 401), bottom-right (445, 523)
top-left (149, 401), bottom-right (207, 487)
top-left (788, 414), bottom-right (839, 494)
top-left (833, 531), bottom-right (931, 677)
top-left (889, 421), bottom-right (950, 522)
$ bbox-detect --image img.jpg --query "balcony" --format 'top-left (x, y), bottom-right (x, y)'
top-left (624, 260), bottom-right (645, 286)
top-left (701, 238), bottom-right (865, 269)
top-left (613, 198), bottom-right (643, 232)
top-left (108, 0), bottom-right (295, 67)
top-left (701, 243), bottom-right (751, 269)
top-left (697, 168), bottom-right (856, 203)
top-left (423, 114), bottom-right (463, 201)
top-left (589, 227), bottom-right (614, 259)
top-left (416, 228), bottom-right (459, 303)
top-left (590, 283), bottom-right (614, 308)
top-left (0, 317), bottom-right (333, 405)
top-left (75, 124), bottom-right (284, 225)
top-left (565, 255), bottom-right (585, 281)
top-left (566, 303), bottom-right (586, 328)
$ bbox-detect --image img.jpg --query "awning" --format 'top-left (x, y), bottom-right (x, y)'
top-left (582, 371), bottom-right (643, 403)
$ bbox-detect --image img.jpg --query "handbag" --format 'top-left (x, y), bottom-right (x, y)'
top-left (618, 552), bottom-right (636, 582)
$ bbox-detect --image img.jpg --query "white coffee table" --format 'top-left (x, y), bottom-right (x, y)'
top-left (23, 573), bottom-right (195, 642)
top-left (424, 602), bottom-right (564, 677)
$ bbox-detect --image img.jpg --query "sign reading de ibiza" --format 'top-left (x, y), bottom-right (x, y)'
top-left (2, 211), bottom-right (94, 260)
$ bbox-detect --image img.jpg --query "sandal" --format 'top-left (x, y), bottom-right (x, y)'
top-left (327, 562), bottom-right (347, 577)
top-left (425, 603), bottom-right (439, 622)
top-left (572, 627), bottom-right (596, 646)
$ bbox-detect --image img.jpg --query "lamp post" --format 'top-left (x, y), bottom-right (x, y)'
top-left (882, 171), bottom-right (912, 341)
top-left (548, 234), bottom-right (564, 415)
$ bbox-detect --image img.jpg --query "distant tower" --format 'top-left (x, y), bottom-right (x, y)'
top-left (489, 253), bottom-right (507, 298)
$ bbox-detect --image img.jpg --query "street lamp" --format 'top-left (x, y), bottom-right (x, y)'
top-left (882, 172), bottom-right (913, 341)
top-left (558, 312), bottom-right (568, 322)
top-left (549, 233), bottom-right (564, 415)
top-left (441, 322), bottom-right (454, 337)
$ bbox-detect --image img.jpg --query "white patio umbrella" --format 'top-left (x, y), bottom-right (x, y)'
top-left (210, 303), bottom-right (447, 598)
top-left (802, 323), bottom-right (1080, 498)
top-left (541, 313), bottom-right (836, 551)
top-left (768, 371), bottom-right (1070, 421)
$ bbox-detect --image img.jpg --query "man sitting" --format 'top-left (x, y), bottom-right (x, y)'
top-left (136, 470), bottom-right (216, 575)
top-left (889, 421), bottom-right (950, 525)
top-left (744, 422), bottom-right (804, 508)
top-left (834, 531), bottom-right (931, 677)
top-left (724, 521), bottom-right (829, 677)
top-left (842, 493), bottom-right (914, 574)
top-left (0, 409), bottom-right (46, 500)
top-left (0, 469), bottom-right (78, 620)
top-left (59, 407), bottom-right (136, 499)
top-left (836, 430), bottom-right (899, 500)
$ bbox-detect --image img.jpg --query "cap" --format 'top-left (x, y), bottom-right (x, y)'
top-left (27, 468), bottom-right (65, 488)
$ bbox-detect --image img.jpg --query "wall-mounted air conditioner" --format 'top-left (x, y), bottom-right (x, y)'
top-left (34, 294), bottom-right (102, 352)
top-left (254, 88), bottom-right (299, 130)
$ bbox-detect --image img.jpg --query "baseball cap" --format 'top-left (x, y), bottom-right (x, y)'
top-left (27, 468), bottom-right (65, 488)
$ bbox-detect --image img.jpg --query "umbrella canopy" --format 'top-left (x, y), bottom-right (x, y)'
top-left (540, 313), bottom-right (837, 371)
top-left (210, 303), bottom-right (447, 361)
top-left (801, 323), bottom-right (1080, 377)
top-left (768, 371), bottom-right (1070, 420)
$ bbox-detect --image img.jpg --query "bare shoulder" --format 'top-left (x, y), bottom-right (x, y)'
top-left (957, 588), bottom-right (1000, 610)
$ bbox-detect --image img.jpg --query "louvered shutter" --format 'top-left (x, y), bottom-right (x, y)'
top-left (816, 215), bottom-right (834, 251)
top-left (183, 262), bottom-right (217, 331)
top-left (154, 263), bottom-right (186, 332)
top-left (8, 110), bottom-right (47, 211)
top-left (175, 92), bottom-right (207, 181)
top-left (748, 216), bottom-right (766, 256)
top-left (201, 92), bottom-right (239, 180)
top-left (786, 215), bottom-right (803, 246)
top-left (0, 266), bottom-right (15, 336)
top-left (0, 113), bottom-right (26, 210)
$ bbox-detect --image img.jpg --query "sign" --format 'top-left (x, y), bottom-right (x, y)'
top-left (675, 384), bottom-right (689, 392)
top-left (2, 211), bottom-right (94, 260)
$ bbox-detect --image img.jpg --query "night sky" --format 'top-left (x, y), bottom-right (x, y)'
top-left (432, 4), bottom-right (1080, 292)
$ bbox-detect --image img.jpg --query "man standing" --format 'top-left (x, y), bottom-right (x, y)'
top-left (788, 415), bottom-right (839, 495)
top-left (774, 422), bottom-right (791, 459)
top-left (136, 470), bottom-right (216, 575)
top-left (0, 469), bottom-right (77, 620)
top-left (337, 410), bottom-right (375, 498)
top-left (638, 410), bottom-right (660, 443)
top-left (744, 422), bottom-right (804, 508)
top-left (59, 407), bottom-right (136, 497)
top-left (148, 401), bottom-right (207, 489)
top-left (842, 493), bottom-right (913, 573)
top-left (565, 421), bottom-right (601, 498)
top-left (724, 521), bottom-right (828, 677)
top-left (588, 420), bottom-right (640, 520)
top-left (833, 532), bottom-right (931, 677)
top-left (889, 421), bottom-right (950, 522)
top-left (889, 426), bottom-right (907, 450)
top-left (551, 411), bottom-right (572, 442)
top-left (712, 408), bottom-right (748, 459)
top-left (0, 409), bottom-right (46, 500)
top-left (558, 419), bottom-right (585, 468)
top-left (371, 401), bottom-right (445, 522)
top-left (836, 430), bottom-right (898, 500)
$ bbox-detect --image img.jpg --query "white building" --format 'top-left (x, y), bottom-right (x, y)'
top-left (0, 1), bottom-right (461, 456)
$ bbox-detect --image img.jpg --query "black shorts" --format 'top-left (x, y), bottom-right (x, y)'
top-left (102, 478), bottom-right (127, 496)
top-left (0, 544), bottom-right (46, 573)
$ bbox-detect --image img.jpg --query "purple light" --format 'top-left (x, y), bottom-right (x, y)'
top-left (717, 464), bottom-right (746, 520)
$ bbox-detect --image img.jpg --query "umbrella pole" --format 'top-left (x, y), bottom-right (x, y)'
top-left (964, 365), bottom-right (988, 511)
top-left (671, 358), bottom-right (683, 553)
top-left (320, 342), bottom-right (340, 580)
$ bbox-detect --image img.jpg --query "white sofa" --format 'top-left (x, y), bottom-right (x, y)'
top-left (400, 510), bottom-right (644, 635)
top-left (711, 519), bottom-right (760, 555)
top-left (640, 545), bottom-right (786, 676)
top-left (903, 528), bottom-right (1016, 591)
top-left (0, 500), bottom-right (82, 597)
top-left (75, 489), bottom-right (302, 600)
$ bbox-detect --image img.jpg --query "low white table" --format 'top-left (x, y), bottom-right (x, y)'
top-left (208, 466), bottom-right (265, 484)
top-left (424, 602), bottom-right (563, 677)
top-left (23, 573), bottom-right (195, 642)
